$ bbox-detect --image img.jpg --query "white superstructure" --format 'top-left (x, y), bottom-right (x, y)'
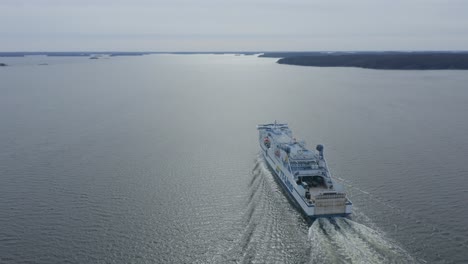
top-left (257, 122), bottom-right (352, 217)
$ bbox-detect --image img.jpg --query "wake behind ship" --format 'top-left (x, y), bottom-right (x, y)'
top-left (257, 122), bottom-right (352, 217)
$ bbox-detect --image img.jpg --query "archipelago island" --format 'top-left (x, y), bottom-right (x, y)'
top-left (260, 52), bottom-right (468, 70)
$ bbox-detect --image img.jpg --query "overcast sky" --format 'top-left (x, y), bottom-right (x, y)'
top-left (1, 0), bottom-right (468, 51)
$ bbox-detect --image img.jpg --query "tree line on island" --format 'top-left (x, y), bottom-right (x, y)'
top-left (260, 51), bottom-right (468, 70)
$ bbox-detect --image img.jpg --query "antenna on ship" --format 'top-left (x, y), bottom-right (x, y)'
top-left (316, 144), bottom-right (324, 159)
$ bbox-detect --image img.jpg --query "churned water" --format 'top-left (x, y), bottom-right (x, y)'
top-left (1, 54), bottom-right (467, 263)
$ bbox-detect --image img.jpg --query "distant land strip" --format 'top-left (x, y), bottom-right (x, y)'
top-left (0, 51), bottom-right (260, 57)
top-left (260, 52), bottom-right (468, 70)
top-left (2, 51), bottom-right (468, 69)
top-left (0, 52), bottom-right (153, 57)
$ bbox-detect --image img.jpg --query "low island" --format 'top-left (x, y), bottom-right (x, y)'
top-left (0, 63), bottom-right (7, 67)
top-left (261, 52), bottom-right (468, 70)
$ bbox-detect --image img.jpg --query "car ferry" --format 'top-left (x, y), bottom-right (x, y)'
top-left (257, 122), bottom-right (352, 217)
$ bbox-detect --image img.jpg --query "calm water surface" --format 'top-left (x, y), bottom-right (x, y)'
top-left (1, 54), bottom-right (467, 263)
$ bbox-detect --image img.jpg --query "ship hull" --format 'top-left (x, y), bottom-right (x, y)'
top-left (261, 145), bottom-right (352, 218)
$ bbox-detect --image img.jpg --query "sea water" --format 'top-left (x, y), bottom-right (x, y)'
top-left (1, 54), bottom-right (467, 263)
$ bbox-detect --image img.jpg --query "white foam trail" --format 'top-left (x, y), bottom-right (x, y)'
top-left (229, 156), bottom-right (312, 264)
top-left (308, 218), bottom-right (416, 264)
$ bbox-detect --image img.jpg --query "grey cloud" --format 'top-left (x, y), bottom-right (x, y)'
top-left (1, 0), bottom-right (467, 51)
